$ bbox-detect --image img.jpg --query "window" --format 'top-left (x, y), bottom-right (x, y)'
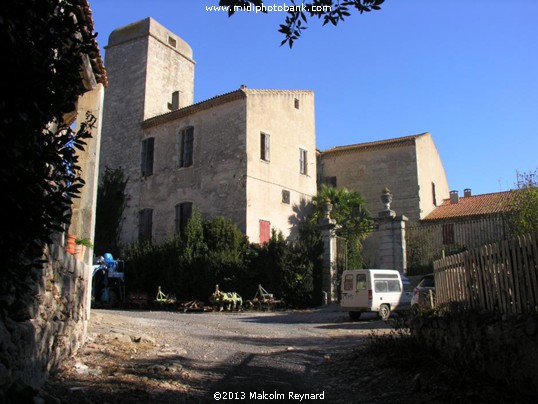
top-left (178, 126), bottom-right (194, 168)
top-left (168, 36), bottom-right (177, 48)
top-left (294, 98), bottom-right (300, 109)
top-left (175, 202), bottom-right (192, 235)
top-left (343, 274), bottom-right (353, 291)
top-left (260, 132), bottom-right (270, 161)
top-left (282, 190), bottom-right (290, 204)
top-left (374, 280), bottom-right (401, 293)
top-left (324, 176), bottom-right (337, 187)
top-left (141, 137), bottom-right (154, 176)
top-left (139, 208), bottom-right (153, 243)
top-left (432, 182), bottom-right (437, 206)
top-left (356, 274), bottom-right (367, 291)
top-left (299, 148), bottom-right (308, 175)
top-left (442, 223), bottom-right (455, 245)
top-left (259, 220), bottom-right (271, 245)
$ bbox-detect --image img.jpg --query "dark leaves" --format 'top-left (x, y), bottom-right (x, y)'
top-left (222, 0), bottom-right (384, 47)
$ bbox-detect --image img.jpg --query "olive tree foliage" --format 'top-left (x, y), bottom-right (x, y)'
top-left (219, 0), bottom-right (385, 47)
top-left (310, 184), bottom-right (374, 268)
top-left (506, 169), bottom-right (538, 236)
top-left (0, 0), bottom-right (98, 281)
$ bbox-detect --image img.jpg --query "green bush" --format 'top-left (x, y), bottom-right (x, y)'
top-left (121, 212), bottom-right (322, 307)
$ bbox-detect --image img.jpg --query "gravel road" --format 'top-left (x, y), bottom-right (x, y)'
top-left (45, 306), bottom-right (392, 403)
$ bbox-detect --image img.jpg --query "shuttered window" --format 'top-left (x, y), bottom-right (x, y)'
top-left (139, 208), bottom-right (153, 243)
top-left (178, 126), bottom-right (194, 168)
top-left (260, 132), bottom-right (270, 162)
top-left (175, 202), bottom-right (193, 235)
top-left (259, 220), bottom-right (271, 245)
top-left (299, 148), bottom-right (307, 175)
top-left (141, 137), bottom-right (154, 176)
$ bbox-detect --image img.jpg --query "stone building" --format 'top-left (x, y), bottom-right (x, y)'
top-left (406, 189), bottom-right (518, 271)
top-left (100, 18), bottom-right (317, 245)
top-left (318, 132), bottom-right (450, 224)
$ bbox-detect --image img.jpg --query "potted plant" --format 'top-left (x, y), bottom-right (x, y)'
top-left (75, 237), bottom-right (93, 260)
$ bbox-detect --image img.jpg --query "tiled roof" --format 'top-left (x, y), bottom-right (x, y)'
top-left (423, 190), bottom-right (519, 221)
top-left (75, 0), bottom-right (107, 86)
top-left (321, 132), bottom-right (430, 156)
top-left (142, 87), bottom-right (313, 129)
top-left (142, 89), bottom-right (246, 128)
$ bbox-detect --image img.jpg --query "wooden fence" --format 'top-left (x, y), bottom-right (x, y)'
top-left (406, 216), bottom-right (508, 275)
top-left (433, 233), bottom-right (538, 314)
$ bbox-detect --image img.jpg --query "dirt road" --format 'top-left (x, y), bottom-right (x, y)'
top-left (45, 306), bottom-right (391, 403)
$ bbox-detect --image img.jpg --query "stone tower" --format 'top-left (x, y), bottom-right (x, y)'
top-left (100, 17), bottom-right (195, 243)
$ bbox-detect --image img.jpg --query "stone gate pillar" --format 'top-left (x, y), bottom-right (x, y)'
top-left (318, 199), bottom-right (338, 304)
top-left (376, 188), bottom-right (408, 274)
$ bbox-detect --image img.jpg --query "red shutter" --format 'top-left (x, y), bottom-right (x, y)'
top-left (259, 220), bottom-right (271, 245)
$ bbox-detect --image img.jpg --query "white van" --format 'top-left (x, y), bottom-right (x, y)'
top-left (340, 269), bottom-right (405, 321)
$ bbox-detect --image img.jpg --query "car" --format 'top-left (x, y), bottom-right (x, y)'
top-left (411, 274), bottom-right (436, 308)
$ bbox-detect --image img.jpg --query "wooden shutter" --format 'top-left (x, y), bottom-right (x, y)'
top-left (259, 220), bottom-right (271, 245)
top-left (141, 138), bottom-right (154, 176)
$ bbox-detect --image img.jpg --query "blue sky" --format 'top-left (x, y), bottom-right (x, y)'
top-left (88, 0), bottom-right (537, 196)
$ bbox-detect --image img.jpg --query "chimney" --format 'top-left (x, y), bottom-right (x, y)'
top-left (464, 188), bottom-right (472, 197)
top-left (450, 190), bottom-right (459, 204)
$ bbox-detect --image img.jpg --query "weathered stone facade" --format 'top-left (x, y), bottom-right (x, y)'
top-left (101, 18), bottom-right (317, 244)
top-left (318, 132), bottom-right (450, 224)
top-left (100, 17), bottom-right (195, 244)
top-left (0, 238), bottom-right (92, 398)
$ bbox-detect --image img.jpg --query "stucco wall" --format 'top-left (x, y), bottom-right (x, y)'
top-left (245, 90), bottom-right (317, 242)
top-left (415, 133), bottom-right (450, 219)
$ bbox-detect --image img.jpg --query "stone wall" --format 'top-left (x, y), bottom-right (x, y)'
top-left (410, 311), bottom-right (538, 398)
top-left (0, 233), bottom-right (91, 401)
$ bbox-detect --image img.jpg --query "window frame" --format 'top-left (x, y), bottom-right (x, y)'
top-left (281, 189), bottom-right (290, 204)
top-left (178, 126), bottom-right (194, 168)
top-left (260, 132), bottom-right (270, 162)
top-left (138, 208), bottom-right (153, 243)
top-left (175, 202), bottom-right (193, 235)
top-left (141, 137), bottom-right (155, 177)
top-left (299, 148), bottom-right (308, 175)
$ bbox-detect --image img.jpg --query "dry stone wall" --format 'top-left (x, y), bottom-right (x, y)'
top-left (410, 311), bottom-right (538, 399)
top-left (0, 232), bottom-right (91, 401)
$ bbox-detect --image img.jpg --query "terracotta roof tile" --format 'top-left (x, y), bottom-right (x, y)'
top-left (142, 87), bottom-right (313, 129)
top-left (75, 0), bottom-right (107, 86)
top-left (423, 190), bottom-right (519, 221)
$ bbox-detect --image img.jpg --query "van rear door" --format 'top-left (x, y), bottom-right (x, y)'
top-left (341, 271), bottom-right (368, 311)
